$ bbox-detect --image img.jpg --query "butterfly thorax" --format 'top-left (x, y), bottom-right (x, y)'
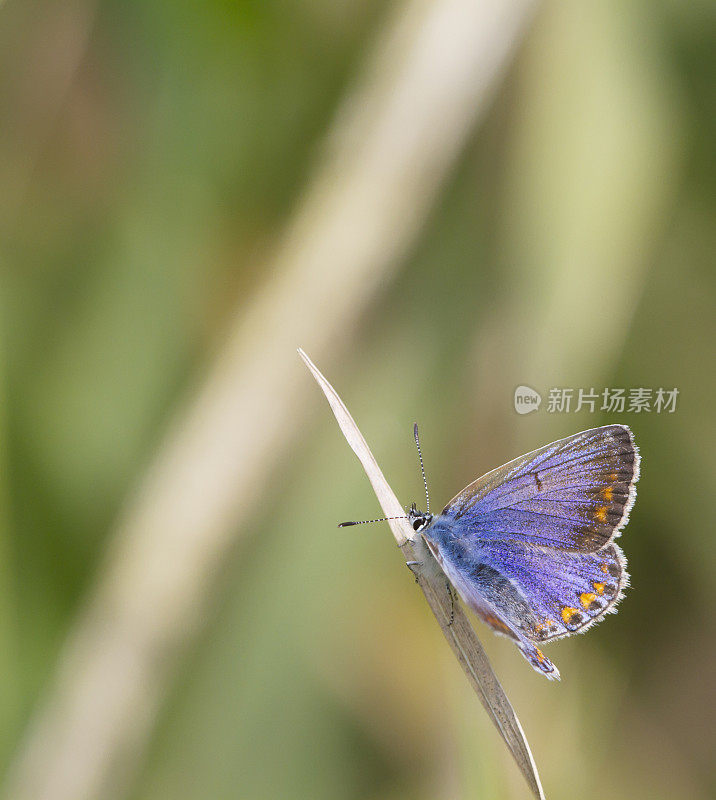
top-left (419, 515), bottom-right (475, 561)
top-left (419, 514), bottom-right (463, 543)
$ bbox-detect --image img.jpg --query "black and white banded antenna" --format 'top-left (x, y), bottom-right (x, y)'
top-left (338, 515), bottom-right (408, 528)
top-left (338, 424), bottom-right (431, 528)
top-left (413, 422), bottom-right (430, 514)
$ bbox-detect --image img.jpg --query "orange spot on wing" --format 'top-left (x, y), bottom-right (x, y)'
top-left (561, 606), bottom-right (578, 624)
top-left (602, 486), bottom-right (613, 502)
top-left (535, 648), bottom-right (546, 663)
top-left (593, 582), bottom-right (606, 595)
top-left (608, 472), bottom-right (618, 482)
top-left (482, 612), bottom-right (511, 634)
top-left (600, 563), bottom-right (609, 574)
top-left (580, 592), bottom-right (597, 608)
top-left (595, 506), bottom-right (608, 523)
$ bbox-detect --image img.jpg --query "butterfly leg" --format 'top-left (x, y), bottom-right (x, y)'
top-left (445, 580), bottom-right (455, 626)
top-left (517, 640), bottom-right (560, 681)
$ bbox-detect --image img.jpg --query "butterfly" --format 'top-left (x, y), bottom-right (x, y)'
top-left (342, 424), bottom-right (640, 680)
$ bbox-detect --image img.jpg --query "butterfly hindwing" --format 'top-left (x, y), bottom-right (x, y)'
top-left (425, 535), bottom-right (563, 679)
top-left (471, 541), bottom-right (628, 641)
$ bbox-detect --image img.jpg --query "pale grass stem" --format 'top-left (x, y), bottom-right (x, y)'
top-left (299, 348), bottom-right (546, 800)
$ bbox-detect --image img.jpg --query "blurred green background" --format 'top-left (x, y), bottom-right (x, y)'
top-left (1, 1), bottom-right (715, 798)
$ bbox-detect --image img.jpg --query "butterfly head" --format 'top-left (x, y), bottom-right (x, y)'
top-left (407, 502), bottom-right (432, 533)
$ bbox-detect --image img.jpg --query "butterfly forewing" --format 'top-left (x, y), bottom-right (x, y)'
top-left (442, 425), bottom-right (639, 553)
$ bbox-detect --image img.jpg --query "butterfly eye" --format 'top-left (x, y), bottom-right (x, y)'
top-left (413, 519), bottom-right (424, 531)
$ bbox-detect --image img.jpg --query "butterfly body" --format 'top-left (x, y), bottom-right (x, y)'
top-left (408, 424), bottom-right (639, 680)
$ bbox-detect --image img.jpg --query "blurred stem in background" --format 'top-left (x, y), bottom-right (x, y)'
top-left (0, 298), bottom-right (21, 766)
top-left (2, 2), bottom-right (538, 799)
top-left (0, 0), bottom-right (96, 230)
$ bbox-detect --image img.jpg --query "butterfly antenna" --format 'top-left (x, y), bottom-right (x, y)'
top-left (338, 516), bottom-right (407, 528)
top-left (413, 423), bottom-right (430, 513)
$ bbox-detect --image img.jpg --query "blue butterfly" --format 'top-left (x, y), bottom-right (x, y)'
top-left (343, 425), bottom-right (640, 680)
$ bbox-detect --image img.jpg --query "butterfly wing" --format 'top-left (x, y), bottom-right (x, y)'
top-left (424, 534), bottom-right (564, 680)
top-left (442, 425), bottom-right (639, 552)
top-left (424, 425), bottom-right (639, 679)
